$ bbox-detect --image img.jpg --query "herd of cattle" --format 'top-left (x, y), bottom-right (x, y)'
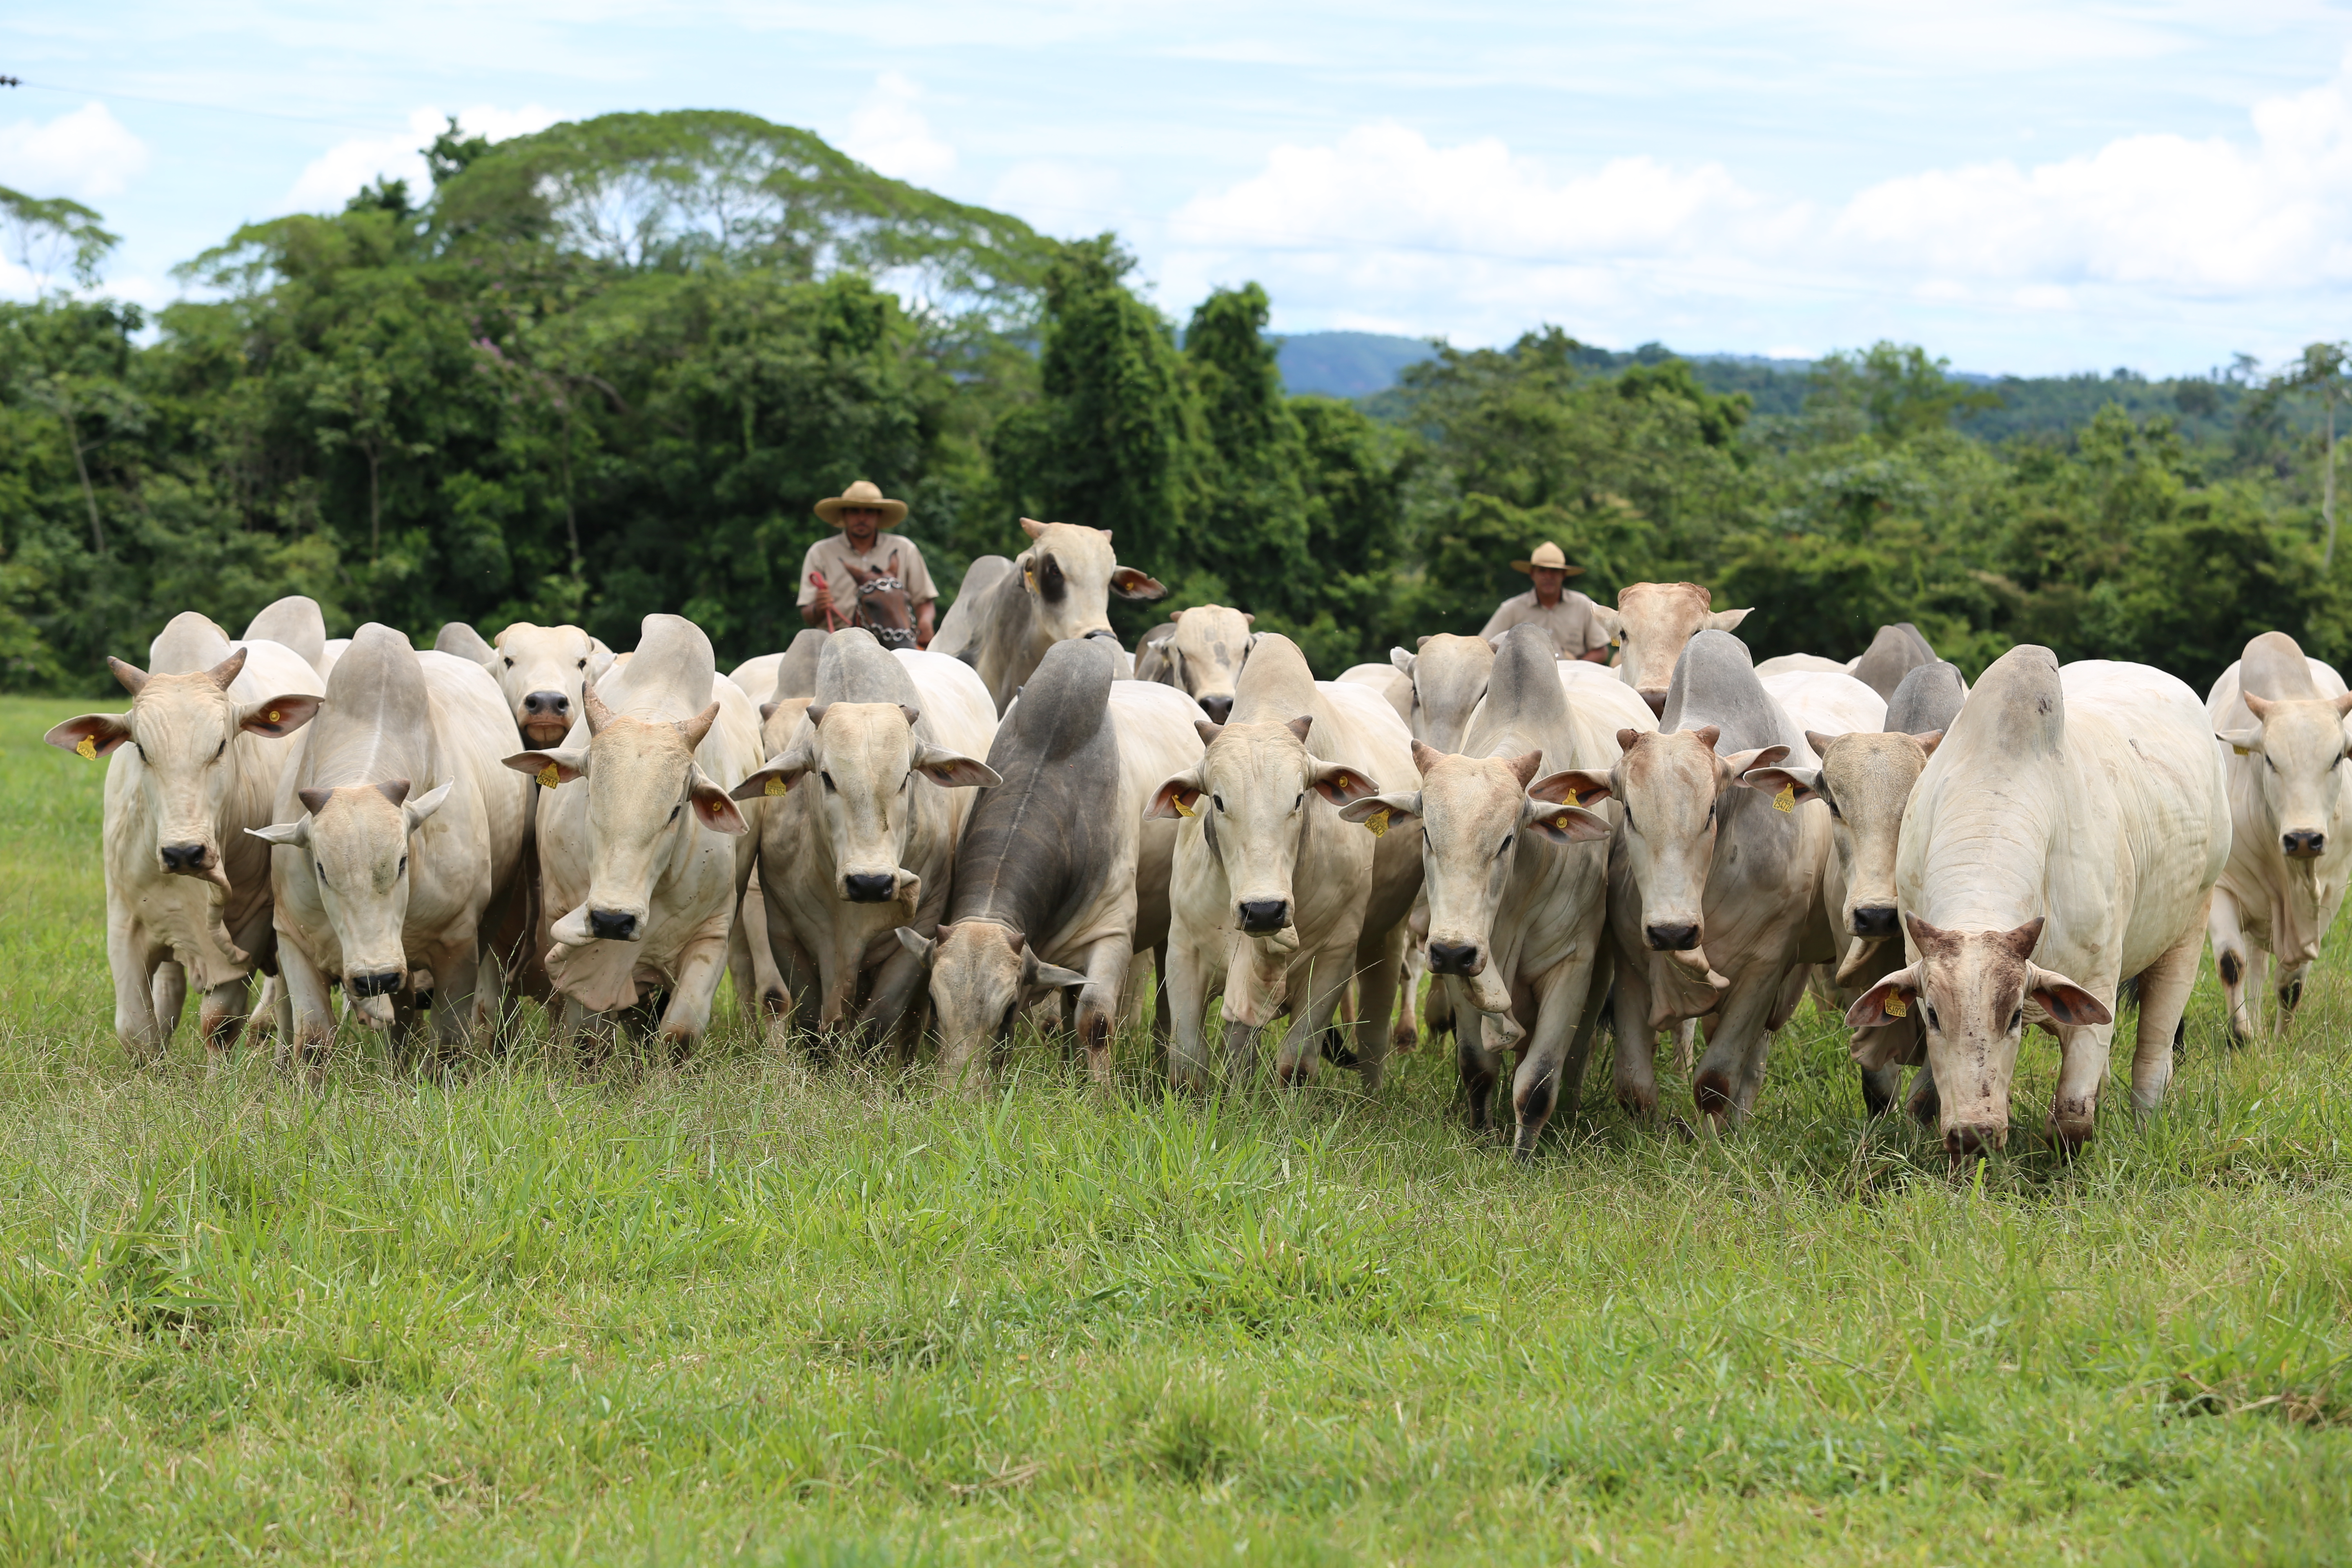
top-left (42, 519), bottom-right (2352, 1164)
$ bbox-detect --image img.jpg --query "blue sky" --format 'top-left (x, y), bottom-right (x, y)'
top-left (4, 1), bottom-right (2350, 376)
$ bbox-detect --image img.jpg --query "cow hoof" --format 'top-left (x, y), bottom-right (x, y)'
top-left (1691, 1070), bottom-right (1733, 1120)
top-left (1616, 1089), bottom-right (1657, 1122)
top-left (2048, 1117), bottom-right (2095, 1157)
top-left (1944, 1124), bottom-right (2001, 1167)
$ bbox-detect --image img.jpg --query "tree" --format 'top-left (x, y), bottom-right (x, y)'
top-left (0, 186), bottom-right (119, 292)
top-left (2275, 343), bottom-right (2349, 567)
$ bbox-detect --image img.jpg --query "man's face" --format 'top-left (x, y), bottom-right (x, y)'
top-left (839, 506), bottom-right (883, 543)
top-left (1532, 566), bottom-right (1567, 601)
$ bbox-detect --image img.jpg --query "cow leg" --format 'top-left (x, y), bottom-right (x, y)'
top-left (1904, 1064), bottom-right (1940, 1126)
top-left (1691, 976), bottom-right (1779, 1132)
top-left (197, 976), bottom-right (252, 1066)
top-left (2243, 948), bottom-right (2272, 1038)
top-left (114, 917), bottom-right (172, 1063)
top-left (429, 947), bottom-right (483, 1065)
top-left (1392, 940), bottom-right (1424, 1054)
top-left (655, 931), bottom-right (732, 1058)
top-left (1609, 958), bottom-right (1659, 1119)
top-left (1074, 935), bottom-right (1134, 1086)
top-left (737, 869), bottom-right (791, 1023)
top-left (1670, 1018), bottom-right (1698, 1077)
top-left (1344, 926), bottom-right (1405, 1092)
top-left (2277, 958), bottom-right (2312, 1033)
top-left (276, 938), bottom-right (337, 1079)
top-left (240, 975), bottom-right (281, 1052)
top-left (2047, 1016), bottom-right (2115, 1154)
top-left (1164, 935), bottom-right (1215, 1091)
top-left (1452, 977), bottom-right (1503, 1134)
top-left (1276, 950), bottom-right (1356, 1088)
top-left (2207, 888), bottom-right (2254, 1044)
top-left (1151, 944), bottom-right (1172, 1043)
top-left (2129, 908), bottom-right (2206, 1116)
top-left (1509, 960), bottom-right (1599, 1160)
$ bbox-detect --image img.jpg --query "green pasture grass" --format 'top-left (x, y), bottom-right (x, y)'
top-left (0, 693), bottom-right (2348, 1565)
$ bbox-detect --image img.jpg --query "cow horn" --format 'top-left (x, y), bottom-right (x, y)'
top-left (107, 657), bottom-right (149, 695)
top-left (582, 678), bottom-right (615, 735)
top-left (677, 702), bottom-right (719, 751)
top-left (207, 648), bottom-right (249, 690)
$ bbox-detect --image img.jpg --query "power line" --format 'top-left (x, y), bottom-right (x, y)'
top-left (5, 75), bottom-right (397, 136)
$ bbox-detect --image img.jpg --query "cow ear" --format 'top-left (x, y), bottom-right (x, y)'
top-left (913, 745), bottom-right (1000, 788)
top-left (506, 749), bottom-right (588, 786)
top-left (1529, 769), bottom-right (1613, 807)
top-left (1338, 791), bottom-right (1419, 830)
top-left (45, 713), bottom-right (132, 759)
top-left (1845, 967), bottom-right (1920, 1029)
top-left (2027, 965), bottom-right (2111, 1027)
top-left (586, 638), bottom-right (617, 679)
top-left (1239, 612), bottom-right (1254, 626)
top-left (1110, 566), bottom-right (1168, 601)
top-left (403, 781), bottom-right (453, 831)
top-left (1737, 766), bottom-right (1822, 805)
top-left (1913, 729), bottom-right (1944, 757)
top-left (1310, 762), bottom-right (1381, 806)
top-left (2216, 726), bottom-right (2263, 755)
top-left (1719, 744), bottom-right (1789, 781)
top-left (247, 819), bottom-right (310, 848)
top-left (1705, 607), bottom-right (1753, 632)
top-left (1390, 647), bottom-right (1415, 675)
top-left (894, 927), bottom-right (936, 967)
top-left (729, 749), bottom-right (810, 801)
top-left (687, 765), bottom-right (748, 834)
top-left (241, 695), bottom-right (323, 737)
top-left (1524, 799), bottom-right (1612, 843)
top-left (1147, 772), bottom-right (1205, 820)
top-left (1021, 947), bottom-right (1089, 991)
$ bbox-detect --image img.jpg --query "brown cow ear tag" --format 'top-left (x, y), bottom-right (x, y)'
top-left (76, 735), bottom-right (97, 760)
top-left (1773, 783), bottom-right (1796, 813)
top-left (764, 775), bottom-right (789, 797)
top-left (537, 763), bottom-right (560, 788)
top-left (1365, 807), bottom-right (1390, 837)
top-left (1883, 996), bottom-right (1907, 1018)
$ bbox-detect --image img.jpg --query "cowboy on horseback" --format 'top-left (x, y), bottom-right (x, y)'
top-left (798, 480), bottom-right (938, 649)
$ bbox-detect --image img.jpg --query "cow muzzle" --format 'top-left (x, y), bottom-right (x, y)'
top-left (347, 968), bottom-right (403, 998)
top-left (1426, 939), bottom-right (1483, 977)
top-left (1082, 627), bottom-right (1121, 643)
top-left (843, 872), bottom-right (898, 904)
top-left (1237, 898), bottom-right (1290, 935)
top-left (520, 691), bottom-right (571, 746)
top-left (1943, 1122), bottom-right (2008, 1165)
top-left (1644, 920), bottom-right (1701, 952)
top-left (2283, 829), bottom-right (2327, 860)
top-left (1638, 689), bottom-right (1668, 717)
top-left (587, 907), bottom-right (641, 941)
top-left (1196, 694), bottom-right (1234, 725)
top-left (1850, 904), bottom-right (1900, 938)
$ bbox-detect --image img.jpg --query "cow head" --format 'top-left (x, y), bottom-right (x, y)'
top-left (1742, 728), bottom-right (1942, 976)
top-left (1390, 634), bottom-right (1495, 751)
top-left (2218, 691), bottom-right (2352, 862)
top-left (1847, 914), bottom-right (2109, 1164)
top-left (489, 621), bottom-right (616, 749)
top-left (1340, 739), bottom-right (1606, 996)
top-left (47, 650), bottom-right (321, 885)
top-left (1611, 582), bottom-right (1751, 717)
top-left (731, 701), bottom-right (998, 905)
top-left (249, 779), bottom-right (450, 1018)
top-left (505, 681), bottom-right (746, 943)
top-left (1163, 604), bottom-right (1254, 724)
top-left (1147, 716), bottom-right (1381, 937)
top-left (895, 921), bottom-right (1087, 1094)
top-left (1545, 726), bottom-right (1783, 956)
top-left (1016, 518), bottom-right (1166, 647)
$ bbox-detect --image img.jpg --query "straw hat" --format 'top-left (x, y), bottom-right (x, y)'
top-left (813, 479), bottom-right (908, 527)
top-left (1510, 541), bottom-right (1584, 576)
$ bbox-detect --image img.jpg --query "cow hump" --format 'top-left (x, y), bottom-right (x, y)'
top-left (1884, 661), bottom-right (1967, 737)
top-left (814, 626), bottom-right (919, 707)
top-left (2241, 630), bottom-right (2323, 703)
top-left (1661, 629), bottom-right (1782, 752)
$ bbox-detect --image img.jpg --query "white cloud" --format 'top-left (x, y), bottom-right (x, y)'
top-left (0, 101), bottom-right (150, 202)
top-left (283, 104), bottom-right (560, 213)
top-left (988, 159), bottom-right (1123, 230)
top-left (840, 73), bottom-right (956, 184)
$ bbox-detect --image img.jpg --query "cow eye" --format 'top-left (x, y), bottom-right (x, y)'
top-left (999, 1001), bottom-right (1018, 1033)
top-left (2266, 754), bottom-right (2279, 773)
top-left (576, 658), bottom-right (587, 669)
top-left (503, 657), bottom-right (514, 668)
top-left (821, 772), bottom-right (836, 792)
top-left (213, 738), bottom-right (227, 760)
top-left (1293, 793), bottom-right (1303, 811)
top-left (1212, 794), bottom-right (1225, 812)
top-left (2008, 1008), bottom-right (2023, 1033)
top-left (1924, 1005), bottom-right (1940, 1031)
top-left (396, 855), bottom-right (408, 877)
top-left (667, 804), bottom-right (681, 823)
top-left (1821, 791), bottom-right (1841, 818)
top-left (1497, 834), bottom-right (1513, 856)
top-left (902, 771), bottom-right (913, 791)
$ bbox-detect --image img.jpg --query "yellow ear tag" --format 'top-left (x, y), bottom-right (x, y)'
top-left (1172, 794), bottom-right (1196, 818)
top-left (1365, 807), bottom-right (1390, 837)
top-left (1024, 569), bottom-right (1037, 593)
top-left (1552, 813), bottom-right (1573, 832)
top-left (1773, 783), bottom-right (1796, 813)
top-left (267, 709), bottom-right (281, 724)
top-left (1335, 774), bottom-right (1352, 791)
top-left (2231, 744), bottom-right (2253, 757)
top-left (76, 734), bottom-right (97, 760)
top-left (764, 775), bottom-right (789, 797)
top-left (537, 763), bottom-right (560, 788)
top-left (1883, 996), bottom-right (1907, 1018)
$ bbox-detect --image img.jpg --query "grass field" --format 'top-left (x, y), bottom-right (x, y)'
top-left (1, 692), bottom-right (2348, 1566)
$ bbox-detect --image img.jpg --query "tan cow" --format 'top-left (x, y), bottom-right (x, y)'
top-left (1150, 633), bottom-right (1416, 1089)
top-left (1847, 653), bottom-right (2229, 1163)
top-left (250, 625), bottom-right (532, 1069)
top-left (1390, 634), bottom-right (1497, 751)
top-left (733, 630), bottom-right (1000, 1056)
top-left (488, 621), bottom-right (619, 749)
top-left (944, 521), bottom-right (1167, 712)
top-left (2205, 632), bottom-right (2352, 1040)
top-left (1148, 604), bottom-right (1255, 723)
top-left (1596, 581), bottom-right (1752, 717)
top-left (243, 596), bottom-right (330, 679)
top-left (504, 615), bottom-right (764, 1052)
top-left (46, 613), bottom-right (323, 1061)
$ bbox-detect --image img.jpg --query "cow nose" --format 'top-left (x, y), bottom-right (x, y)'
top-left (1851, 904), bottom-right (1900, 938)
top-left (1944, 1124), bottom-right (2001, 1165)
top-left (587, 908), bottom-right (639, 941)
top-left (1639, 690), bottom-right (1668, 717)
top-left (347, 969), bottom-right (403, 998)
top-left (158, 842), bottom-right (207, 874)
top-left (1644, 921), bottom-right (1700, 952)
top-left (1237, 898), bottom-right (1289, 934)
top-left (1427, 940), bottom-right (1481, 976)
top-left (1198, 695), bottom-right (1233, 724)
top-left (2283, 829), bottom-right (2327, 859)
top-left (844, 873), bottom-right (897, 904)
top-left (1082, 627), bottom-right (1121, 642)
top-left (522, 689), bottom-right (569, 717)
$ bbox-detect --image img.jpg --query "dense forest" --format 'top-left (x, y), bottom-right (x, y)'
top-left (3, 109), bottom-right (2348, 698)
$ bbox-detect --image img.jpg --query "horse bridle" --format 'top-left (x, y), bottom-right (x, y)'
top-left (853, 573), bottom-right (916, 650)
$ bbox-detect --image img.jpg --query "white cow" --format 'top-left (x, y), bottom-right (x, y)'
top-left (251, 624), bottom-right (532, 1068)
top-left (504, 614), bottom-right (765, 1052)
top-left (1594, 581), bottom-right (1753, 717)
top-left (938, 521), bottom-right (1167, 712)
top-left (487, 621), bottom-right (619, 750)
top-left (243, 596), bottom-right (331, 679)
top-left (46, 613), bottom-right (323, 1061)
top-left (2205, 632), bottom-right (2352, 1040)
top-left (1151, 633), bottom-right (1417, 1089)
top-left (1847, 650), bottom-right (2230, 1163)
top-left (1145, 604), bottom-right (1255, 723)
top-left (733, 630), bottom-right (1000, 1056)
